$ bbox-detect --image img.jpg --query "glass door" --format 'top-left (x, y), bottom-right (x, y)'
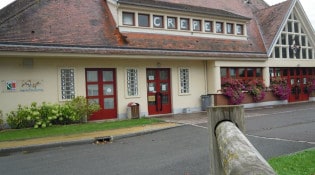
top-left (147, 68), bottom-right (172, 115)
top-left (86, 68), bottom-right (117, 120)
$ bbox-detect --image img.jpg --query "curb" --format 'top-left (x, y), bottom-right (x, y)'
top-left (0, 124), bottom-right (182, 155)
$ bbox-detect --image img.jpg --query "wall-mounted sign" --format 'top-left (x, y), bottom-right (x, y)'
top-left (1, 80), bottom-right (44, 93)
top-left (6, 81), bottom-right (16, 91)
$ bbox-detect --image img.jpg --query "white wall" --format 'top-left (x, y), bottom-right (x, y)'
top-left (0, 56), bottom-right (206, 120)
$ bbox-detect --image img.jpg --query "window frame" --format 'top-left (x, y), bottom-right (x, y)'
top-left (126, 68), bottom-right (139, 98)
top-left (180, 18), bottom-right (190, 30)
top-left (226, 23), bottom-right (234, 34)
top-left (58, 68), bottom-right (75, 101)
top-left (122, 12), bottom-right (135, 26)
top-left (153, 15), bottom-right (164, 28)
top-left (220, 67), bottom-right (263, 84)
top-left (236, 24), bottom-right (244, 35)
top-left (192, 19), bottom-right (202, 31)
top-left (178, 67), bottom-right (190, 95)
top-left (215, 21), bottom-right (224, 33)
top-left (204, 21), bottom-right (213, 32)
top-left (138, 13), bottom-right (150, 27)
top-left (167, 16), bottom-right (177, 29)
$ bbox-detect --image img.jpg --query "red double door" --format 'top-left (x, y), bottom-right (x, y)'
top-left (287, 68), bottom-right (309, 102)
top-left (147, 68), bottom-right (172, 115)
top-left (86, 68), bottom-right (117, 120)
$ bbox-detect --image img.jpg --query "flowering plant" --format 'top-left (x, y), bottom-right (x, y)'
top-left (305, 78), bottom-right (315, 94)
top-left (246, 79), bottom-right (266, 102)
top-left (221, 78), bottom-right (245, 105)
top-left (270, 77), bottom-right (290, 100)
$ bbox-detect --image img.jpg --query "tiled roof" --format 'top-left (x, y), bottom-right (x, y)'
top-left (0, 0), bottom-right (119, 46)
top-left (0, 0), bottom-right (291, 59)
top-left (118, 0), bottom-right (250, 20)
top-left (254, 0), bottom-right (293, 52)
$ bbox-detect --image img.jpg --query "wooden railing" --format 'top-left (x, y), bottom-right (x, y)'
top-left (208, 105), bottom-right (276, 175)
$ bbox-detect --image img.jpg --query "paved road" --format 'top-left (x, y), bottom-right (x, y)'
top-left (1, 103), bottom-right (314, 175)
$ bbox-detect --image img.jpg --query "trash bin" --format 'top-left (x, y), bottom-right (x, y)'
top-left (127, 102), bottom-right (140, 119)
top-left (201, 95), bottom-right (211, 111)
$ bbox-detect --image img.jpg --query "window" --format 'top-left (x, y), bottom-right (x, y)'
top-left (167, 16), bottom-right (177, 29)
top-left (120, 11), bottom-right (248, 37)
top-left (275, 47), bottom-right (280, 58)
top-left (220, 68), bottom-right (227, 78)
top-left (126, 68), bottom-right (138, 96)
top-left (122, 12), bottom-right (135, 26)
top-left (272, 11), bottom-right (313, 59)
top-left (216, 22), bottom-right (223, 33)
top-left (193, 19), bottom-right (201, 31)
top-left (138, 13), bottom-right (150, 27)
top-left (204, 21), bottom-right (213, 32)
top-left (179, 68), bottom-right (190, 94)
top-left (153, 15), bottom-right (164, 28)
top-left (180, 18), bottom-right (189, 30)
top-left (60, 68), bottom-right (75, 100)
top-left (226, 23), bottom-right (234, 34)
top-left (220, 67), bottom-right (263, 83)
top-left (236, 24), bottom-right (244, 35)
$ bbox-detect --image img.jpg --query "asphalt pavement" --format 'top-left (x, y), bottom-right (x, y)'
top-left (1, 102), bottom-right (315, 156)
top-left (1, 102), bottom-right (315, 175)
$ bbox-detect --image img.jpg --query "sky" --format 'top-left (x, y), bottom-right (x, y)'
top-left (0, 0), bottom-right (314, 29)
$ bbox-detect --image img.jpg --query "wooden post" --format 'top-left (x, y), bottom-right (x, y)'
top-left (216, 121), bottom-right (276, 175)
top-left (208, 105), bottom-right (276, 175)
top-left (208, 105), bottom-right (244, 175)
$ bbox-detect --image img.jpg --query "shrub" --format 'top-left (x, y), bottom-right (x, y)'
top-left (6, 104), bottom-right (35, 129)
top-left (270, 77), bottom-right (290, 100)
top-left (246, 79), bottom-right (266, 102)
top-left (305, 78), bottom-right (315, 94)
top-left (221, 78), bottom-right (245, 105)
top-left (6, 96), bottom-right (100, 129)
top-left (0, 110), bottom-right (4, 130)
top-left (66, 96), bottom-right (100, 122)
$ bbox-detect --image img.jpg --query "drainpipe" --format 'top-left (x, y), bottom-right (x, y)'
top-left (204, 60), bottom-right (208, 94)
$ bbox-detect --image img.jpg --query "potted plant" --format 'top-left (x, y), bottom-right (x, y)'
top-left (246, 79), bottom-right (266, 102)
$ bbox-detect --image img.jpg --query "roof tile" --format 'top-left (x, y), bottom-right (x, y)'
top-left (0, 0), bottom-right (283, 59)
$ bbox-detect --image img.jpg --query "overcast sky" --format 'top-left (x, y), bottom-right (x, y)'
top-left (0, 0), bottom-right (314, 29)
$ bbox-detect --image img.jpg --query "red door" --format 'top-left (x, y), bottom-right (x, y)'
top-left (288, 68), bottom-right (309, 102)
top-left (147, 68), bottom-right (172, 115)
top-left (86, 68), bottom-right (117, 120)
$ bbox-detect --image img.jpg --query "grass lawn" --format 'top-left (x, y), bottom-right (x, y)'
top-left (0, 118), bottom-right (162, 142)
top-left (268, 148), bottom-right (315, 175)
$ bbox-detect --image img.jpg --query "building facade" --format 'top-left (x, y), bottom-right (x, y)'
top-left (0, 0), bottom-right (314, 120)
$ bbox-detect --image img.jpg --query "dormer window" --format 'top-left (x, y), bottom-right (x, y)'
top-left (138, 13), bottom-right (150, 27)
top-left (119, 11), bottom-right (247, 38)
top-left (193, 19), bottom-right (202, 31)
top-left (122, 12), bottom-right (135, 26)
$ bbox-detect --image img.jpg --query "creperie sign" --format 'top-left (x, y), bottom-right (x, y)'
top-left (153, 15), bottom-right (210, 31)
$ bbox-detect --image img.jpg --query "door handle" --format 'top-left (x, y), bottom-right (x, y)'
top-left (159, 93), bottom-right (163, 111)
top-left (155, 92), bottom-right (159, 111)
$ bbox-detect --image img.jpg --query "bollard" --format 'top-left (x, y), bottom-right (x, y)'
top-left (208, 105), bottom-right (276, 175)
